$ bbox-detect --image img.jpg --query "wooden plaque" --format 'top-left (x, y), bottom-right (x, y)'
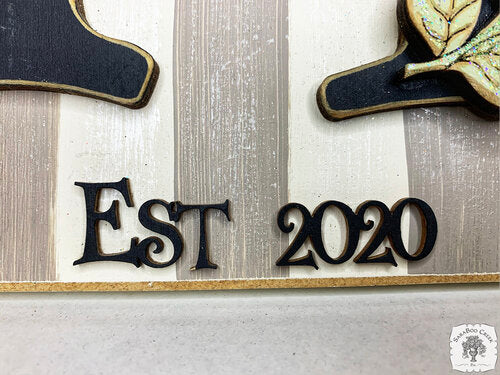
top-left (0, 0), bottom-right (498, 292)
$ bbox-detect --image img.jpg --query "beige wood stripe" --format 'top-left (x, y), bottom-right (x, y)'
top-left (174, 0), bottom-right (289, 280)
top-left (0, 92), bottom-right (58, 281)
top-left (405, 108), bottom-right (499, 275)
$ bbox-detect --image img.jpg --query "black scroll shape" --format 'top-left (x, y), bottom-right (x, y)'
top-left (0, 0), bottom-right (159, 109)
top-left (317, 0), bottom-right (499, 121)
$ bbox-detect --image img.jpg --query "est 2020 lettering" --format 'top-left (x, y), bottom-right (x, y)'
top-left (74, 178), bottom-right (438, 271)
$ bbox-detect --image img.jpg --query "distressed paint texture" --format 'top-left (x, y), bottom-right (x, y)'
top-left (56, 0), bottom-right (178, 282)
top-left (405, 108), bottom-right (499, 274)
top-left (287, 0), bottom-right (409, 279)
top-left (174, 0), bottom-right (289, 279)
top-left (0, 92), bottom-right (58, 281)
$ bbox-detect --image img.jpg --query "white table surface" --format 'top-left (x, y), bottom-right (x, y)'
top-left (0, 284), bottom-right (498, 374)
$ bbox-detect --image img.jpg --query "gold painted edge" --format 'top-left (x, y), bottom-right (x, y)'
top-left (0, 0), bottom-right (158, 109)
top-left (316, 39), bottom-right (466, 122)
top-left (0, 274), bottom-right (497, 292)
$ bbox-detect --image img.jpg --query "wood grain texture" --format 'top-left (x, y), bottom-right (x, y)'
top-left (405, 107), bottom-right (499, 274)
top-left (287, 0), bottom-right (410, 279)
top-left (56, 0), bottom-right (178, 282)
top-left (174, 0), bottom-right (289, 280)
top-left (0, 92), bottom-right (58, 281)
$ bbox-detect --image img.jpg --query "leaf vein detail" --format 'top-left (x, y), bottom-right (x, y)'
top-left (451, 0), bottom-right (479, 21)
top-left (447, 24), bottom-right (474, 41)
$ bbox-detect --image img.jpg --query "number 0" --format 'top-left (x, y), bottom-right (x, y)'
top-left (389, 198), bottom-right (437, 261)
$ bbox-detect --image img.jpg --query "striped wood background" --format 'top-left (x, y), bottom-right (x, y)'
top-left (0, 0), bottom-right (496, 284)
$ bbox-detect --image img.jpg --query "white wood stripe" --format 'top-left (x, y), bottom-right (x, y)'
top-left (288, 0), bottom-right (409, 278)
top-left (55, 0), bottom-right (177, 282)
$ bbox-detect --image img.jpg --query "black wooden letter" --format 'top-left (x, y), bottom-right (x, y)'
top-left (135, 200), bottom-right (184, 268)
top-left (171, 200), bottom-right (231, 270)
top-left (74, 178), bottom-right (140, 267)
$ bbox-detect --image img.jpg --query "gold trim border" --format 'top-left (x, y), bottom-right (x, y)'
top-left (0, 274), bottom-right (498, 292)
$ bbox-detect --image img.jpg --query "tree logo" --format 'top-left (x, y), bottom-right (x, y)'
top-left (450, 324), bottom-right (497, 372)
top-left (463, 336), bottom-right (487, 363)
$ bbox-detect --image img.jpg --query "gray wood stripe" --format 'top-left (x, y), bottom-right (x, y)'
top-left (174, 0), bottom-right (289, 280)
top-left (0, 92), bottom-right (58, 281)
top-left (405, 107), bottom-right (499, 275)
